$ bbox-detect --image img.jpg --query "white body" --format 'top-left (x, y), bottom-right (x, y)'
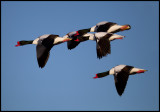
top-left (109, 65), bottom-right (146, 75)
top-left (107, 25), bottom-right (122, 33)
top-left (90, 21), bottom-right (122, 33)
top-left (32, 34), bottom-right (64, 45)
top-left (83, 32), bottom-right (124, 41)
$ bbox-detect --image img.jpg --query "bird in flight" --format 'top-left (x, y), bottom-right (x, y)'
top-left (15, 34), bottom-right (71, 68)
top-left (93, 64), bottom-right (147, 96)
top-left (63, 21), bottom-right (131, 50)
top-left (67, 32), bottom-right (125, 59)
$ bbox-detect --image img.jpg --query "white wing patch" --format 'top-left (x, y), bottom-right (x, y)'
top-left (90, 25), bottom-right (96, 32)
top-left (32, 34), bottom-right (50, 45)
top-left (39, 34), bottom-right (50, 40)
top-left (114, 65), bottom-right (126, 73)
top-left (95, 32), bottom-right (108, 39)
top-left (96, 21), bottom-right (108, 26)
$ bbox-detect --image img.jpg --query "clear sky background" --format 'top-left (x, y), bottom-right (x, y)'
top-left (1, 1), bottom-right (159, 111)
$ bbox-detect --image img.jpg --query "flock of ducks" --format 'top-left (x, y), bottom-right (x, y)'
top-left (15, 21), bottom-right (147, 96)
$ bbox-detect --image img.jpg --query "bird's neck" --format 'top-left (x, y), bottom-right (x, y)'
top-left (78, 28), bottom-right (91, 35)
top-left (96, 71), bottom-right (110, 78)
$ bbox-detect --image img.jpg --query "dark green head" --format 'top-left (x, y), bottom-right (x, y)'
top-left (93, 71), bottom-right (110, 79)
top-left (15, 40), bottom-right (33, 47)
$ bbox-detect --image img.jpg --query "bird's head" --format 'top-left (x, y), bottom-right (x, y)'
top-left (63, 32), bottom-right (80, 42)
top-left (15, 40), bottom-right (33, 47)
top-left (15, 41), bottom-right (21, 47)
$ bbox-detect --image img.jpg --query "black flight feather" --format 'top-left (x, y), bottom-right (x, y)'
top-left (96, 22), bottom-right (116, 32)
top-left (36, 34), bottom-right (58, 68)
top-left (114, 65), bottom-right (134, 96)
top-left (36, 45), bottom-right (50, 68)
top-left (96, 34), bottom-right (112, 59)
top-left (67, 40), bottom-right (80, 50)
top-left (67, 36), bottom-right (89, 50)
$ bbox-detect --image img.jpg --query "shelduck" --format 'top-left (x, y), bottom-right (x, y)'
top-left (66, 32), bottom-right (125, 59)
top-left (63, 29), bottom-right (91, 50)
top-left (93, 65), bottom-right (147, 96)
top-left (15, 34), bottom-right (71, 68)
top-left (90, 21), bottom-right (131, 33)
top-left (63, 21), bottom-right (130, 50)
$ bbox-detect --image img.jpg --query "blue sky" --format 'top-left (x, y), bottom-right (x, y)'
top-left (1, 1), bottom-right (159, 111)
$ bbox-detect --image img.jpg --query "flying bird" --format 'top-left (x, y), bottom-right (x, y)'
top-left (90, 21), bottom-right (131, 33)
top-left (63, 29), bottom-right (91, 50)
top-left (63, 21), bottom-right (131, 50)
top-left (93, 65), bottom-right (147, 96)
top-left (15, 34), bottom-right (71, 68)
top-left (67, 32), bottom-right (125, 59)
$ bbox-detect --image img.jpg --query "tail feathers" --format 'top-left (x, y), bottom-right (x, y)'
top-left (93, 71), bottom-right (109, 79)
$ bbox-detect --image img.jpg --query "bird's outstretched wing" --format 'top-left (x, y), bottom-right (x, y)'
top-left (66, 29), bottom-right (90, 50)
top-left (67, 40), bottom-right (80, 50)
top-left (36, 45), bottom-right (50, 68)
top-left (67, 35), bottom-right (89, 50)
top-left (114, 66), bottom-right (134, 96)
top-left (36, 35), bottom-right (58, 68)
top-left (42, 35), bottom-right (59, 49)
top-left (96, 34), bottom-right (111, 59)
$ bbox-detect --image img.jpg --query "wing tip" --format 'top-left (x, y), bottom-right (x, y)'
top-left (97, 54), bottom-right (108, 59)
top-left (38, 64), bottom-right (45, 68)
top-left (118, 92), bottom-right (123, 96)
